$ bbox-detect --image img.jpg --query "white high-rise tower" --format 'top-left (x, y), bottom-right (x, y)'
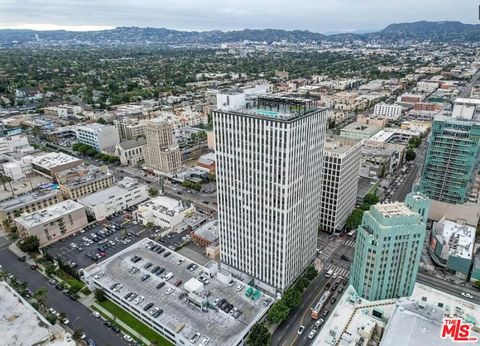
top-left (214, 95), bottom-right (327, 293)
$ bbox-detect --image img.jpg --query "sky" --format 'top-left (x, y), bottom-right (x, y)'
top-left (0, 0), bottom-right (477, 33)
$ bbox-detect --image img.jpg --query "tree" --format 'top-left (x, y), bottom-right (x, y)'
top-left (346, 209), bottom-right (364, 230)
top-left (359, 202), bottom-right (371, 211)
top-left (148, 187), bottom-right (159, 197)
top-left (474, 280), bottom-right (480, 288)
top-left (97, 117), bottom-right (107, 125)
top-left (45, 263), bottom-right (56, 277)
top-left (294, 276), bottom-right (310, 292)
top-left (282, 288), bottom-right (302, 309)
top-left (247, 323), bottom-right (271, 346)
top-left (94, 288), bottom-right (106, 302)
top-left (73, 329), bottom-right (85, 340)
top-left (406, 149), bottom-right (416, 161)
top-left (268, 300), bottom-right (290, 324)
top-left (362, 193), bottom-right (379, 206)
top-left (18, 235), bottom-right (40, 253)
top-left (305, 266), bottom-right (318, 281)
top-left (33, 287), bottom-right (48, 309)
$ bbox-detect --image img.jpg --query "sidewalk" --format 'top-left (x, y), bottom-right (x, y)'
top-left (90, 301), bottom-right (152, 345)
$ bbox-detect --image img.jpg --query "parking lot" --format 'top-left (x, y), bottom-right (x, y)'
top-left (45, 212), bottom-right (148, 270)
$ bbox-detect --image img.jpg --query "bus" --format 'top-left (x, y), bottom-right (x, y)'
top-left (311, 291), bottom-right (331, 319)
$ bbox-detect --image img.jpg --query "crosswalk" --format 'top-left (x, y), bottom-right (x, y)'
top-left (342, 239), bottom-right (356, 248)
top-left (323, 263), bottom-right (350, 278)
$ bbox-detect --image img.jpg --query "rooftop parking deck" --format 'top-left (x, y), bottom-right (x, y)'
top-left (83, 238), bottom-right (272, 346)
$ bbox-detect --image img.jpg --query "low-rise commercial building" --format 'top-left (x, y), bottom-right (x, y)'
top-left (0, 189), bottom-right (63, 232)
top-left (76, 123), bottom-right (120, 151)
top-left (0, 135), bottom-right (33, 155)
top-left (428, 217), bottom-right (475, 279)
top-left (15, 199), bottom-right (88, 247)
top-left (134, 195), bottom-right (195, 231)
top-left (58, 165), bottom-right (114, 200)
top-left (78, 177), bottom-right (148, 220)
top-left (196, 152), bottom-right (216, 174)
top-left (115, 139), bottom-right (146, 166)
top-left (31, 152), bottom-right (83, 180)
top-left (340, 122), bottom-right (381, 140)
top-left (2, 155), bottom-right (34, 180)
top-left (191, 219), bottom-right (219, 247)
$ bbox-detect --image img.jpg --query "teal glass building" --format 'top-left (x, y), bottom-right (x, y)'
top-left (350, 192), bottom-right (430, 301)
top-left (419, 115), bottom-right (480, 204)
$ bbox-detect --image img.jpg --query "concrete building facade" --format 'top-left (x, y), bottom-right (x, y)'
top-left (214, 97), bottom-right (327, 294)
top-left (320, 136), bottom-right (362, 233)
top-left (76, 123), bottom-right (120, 151)
top-left (143, 118), bottom-right (181, 175)
top-left (15, 199), bottom-right (88, 247)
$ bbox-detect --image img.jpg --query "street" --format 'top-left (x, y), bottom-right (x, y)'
top-left (271, 233), bottom-right (355, 346)
top-left (0, 248), bottom-right (129, 346)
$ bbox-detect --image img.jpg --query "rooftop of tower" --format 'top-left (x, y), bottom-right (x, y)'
top-left (239, 94), bottom-right (323, 121)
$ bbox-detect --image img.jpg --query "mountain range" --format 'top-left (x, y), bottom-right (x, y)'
top-left (0, 21), bottom-right (479, 47)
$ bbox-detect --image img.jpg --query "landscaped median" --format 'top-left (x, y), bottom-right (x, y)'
top-left (92, 299), bottom-right (172, 346)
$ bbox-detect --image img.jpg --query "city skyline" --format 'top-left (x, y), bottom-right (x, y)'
top-left (0, 0), bottom-right (477, 33)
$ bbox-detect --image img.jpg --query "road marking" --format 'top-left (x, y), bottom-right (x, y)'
top-left (282, 276), bottom-right (336, 346)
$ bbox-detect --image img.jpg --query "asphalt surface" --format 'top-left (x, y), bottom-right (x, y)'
top-left (0, 247), bottom-right (130, 346)
top-left (390, 141), bottom-right (427, 203)
top-left (272, 233), bottom-right (355, 346)
top-left (417, 273), bottom-right (480, 305)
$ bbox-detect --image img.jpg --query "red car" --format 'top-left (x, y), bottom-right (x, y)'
top-left (99, 251), bottom-right (107, 257)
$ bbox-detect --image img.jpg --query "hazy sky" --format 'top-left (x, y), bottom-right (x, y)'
top-left (0, 0), bottom-right (477, 33)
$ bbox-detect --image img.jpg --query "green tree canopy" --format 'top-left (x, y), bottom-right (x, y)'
top-left (346, 208), bottom-right (364, 230)
top-left (406, 149), bottom-right (416, 161)
top-left (148, 187), bottom-right (159, 197)
top-left (246, 323), bottom-right (271, 346)
top-left (282, 288), bottom-right (302, 309)
top-left (18, 235), bottom-right (40, 253)
top-left (362, 193), bottom-right (379, 206)
top-left (267, 300), bottom-right (290, 324)
top-left (94, 288), bottom-right (106, 302)
top-left (305, 266), bottom-right (318, 281)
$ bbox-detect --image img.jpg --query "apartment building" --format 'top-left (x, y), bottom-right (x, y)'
top-left (113, 117), bottom-right (145, 140)
top-left (0, 189), bottom-right (64, 232)
top-left (373, 102), bottom-right (402, 120)
top-left (15, 200), bottom-right (88, 247)
top-left (76, 123), bottom-right (120, 151)
top-left (214, 95), bottom-right (327, 294)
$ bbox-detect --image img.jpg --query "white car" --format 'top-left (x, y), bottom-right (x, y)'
top-left (134, 296), bottom-right (145, 304)
top-left (93, 271), bottom-right (104, 279)
top-left (123, 334), bottom-right (133, 342)
top-left (150, 307), bottom-right (159, 315)
top-left (70, 243), bottom-right (77, 248)
top-left (297, 326), bottom-right (305, 335)
top-left (177, 259), bottom-right (185, 265)
top-left (308, 329), bottom-right (317, 339)
top-left (92, 311), bottom-right (100, 318)
top-left (236, 283), bottom-right (244, 291)
top-left (166, 288), bottom-right (174, 295)
top-left (113, 284), bottom-right (123, 292)
top-left (62, 318), bottom-right (70, 324)
top-left (189, 333), bottom-right (200, 343)
top-left (200, 336), bottom-right (210, 346)
top-left (332, 273), bottom-right (338, 279)
top-left (461, 292), bottom-right (473, 299)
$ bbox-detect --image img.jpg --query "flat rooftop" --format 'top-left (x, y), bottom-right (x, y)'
top-left (31, 152), bottom-right (82, 169)
top-left (324, 135), bottom-right (361, 156)
top-left (193, 219), bottom-right (218, 242)
top-left (341, 122), bottom-right (381, 135)
top-left (78, 177), bottom-right (144, 206)
top-left (313, 283), bottom-right (480, 346)
top-left (375, 203), bottom-right (416, 218)
top-left (434, 218), bottom-right (475, 260)
top-left (84, 238), bottom-right (272, 346)
top-left (59, 165), bottom-right (111, 188)
top-left (15, 199), bottom-right (84, 228)
top-left (0, 281), bottom-right (74, 346)
top-left (0, 189), bottom-right (60, 212)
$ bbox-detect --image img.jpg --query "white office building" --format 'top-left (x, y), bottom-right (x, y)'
top-left (134, 196), bottom-right (195, 231)
top-left (76, 123), bottom-right (120, 151)
top-left (373, 102), bottom-right (402, 120)
top-left (320, 135), bottom-right (362, 233)
top-left (214, 96), bottom-right (327, 294)
top-left (2, 156), bottom-right (34, 180)
top-left (78, 177), bottom-right (148, 220)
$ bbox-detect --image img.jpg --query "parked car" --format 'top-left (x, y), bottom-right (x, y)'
top-left (297, 326), bottom-right (305, 335)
